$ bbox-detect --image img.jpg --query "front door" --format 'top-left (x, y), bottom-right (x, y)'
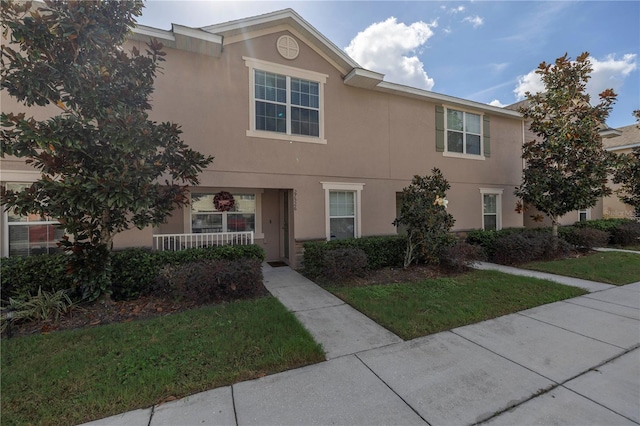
top-left (280, 190), bottom-right (290, 260)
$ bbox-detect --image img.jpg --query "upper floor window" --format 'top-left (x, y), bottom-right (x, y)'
top-left (447, 109), bottom-right (481, 155)
top-left (245, 57), bottom-right (327, 144)
top-left (254, 70), bottom-right (320, 137)
top-left (436, 106), bottom-right (490, 159)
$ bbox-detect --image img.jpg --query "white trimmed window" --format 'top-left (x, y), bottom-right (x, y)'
top-left (4, 183), bottom-right (64, 257)
top-left (578, 209), bottom-right (590, 222)
top-left (190, 192), bottom-right (262, 236)
top-left (480, 188), bottom-right (503, 231)
top-left (321, 182), bottom-right (364, 240)
top-left (245, 57), bottom-right (327, 144)
top-left (447, 108), bottom-right (481, 155)
top-left (436, 105), bottom-right (489, 159)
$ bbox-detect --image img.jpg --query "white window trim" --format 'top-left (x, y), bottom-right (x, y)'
top-left (480, 188), bottom-right (503, 231)
top-left (444, 105), bottom-right (485, 160)
top-left (321, 182), bottom-right (364, 241)
top-left (188, 189), bottom-right (264, 239)
top-left (245, 57), bottom-right (328, 144)
top-left (2, 181), bottom-right (62, 257)
top-left (578, 208), bottom-right (590, 222)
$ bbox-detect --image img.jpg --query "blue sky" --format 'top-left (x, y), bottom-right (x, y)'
top-left (138, 1), bottom-right (639, 128)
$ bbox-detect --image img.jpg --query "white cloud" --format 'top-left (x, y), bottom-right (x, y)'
top-left (462, 15), bottom-right (484, 28)
top-left (450, 6), bottom-right (466, 14)
top-left (345, 17), bottom-right (437, 90)
top-left (489, 99), bottom-right (507, 107)
top-left (514, 54), bottom-right (637, 102)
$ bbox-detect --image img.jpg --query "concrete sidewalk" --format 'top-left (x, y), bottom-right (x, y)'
top-left (83, 264), bottom-right (640, 426)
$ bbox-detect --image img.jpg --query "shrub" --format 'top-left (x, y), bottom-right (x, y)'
top-left (466, 227), bottom-right (547, 259)
top-left (0, 254), bottom-right (74, 302)
top-left (559, 226), bottom-right (610, 249)
top-left (154, 258), bottom-right (264, 304)
top-left (492, 232), bottom-right (570, 265)
top-left (1, 244), bottom-right (266, 302)
top-left (574, 218), bottom-right (634, 233)
top-left (440, 241), bottom-right (485, 272)
top-left (302, 235), bottom-right (406, 278)
top-left (610, 222), bottom-right (640, 246)
top-left (1, 288), bottom-right (74, 334)
top-left (320, 248), bottom-right (368, 281)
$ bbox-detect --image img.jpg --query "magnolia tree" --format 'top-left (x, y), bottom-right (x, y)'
top-left (515, 52), bottom-right (617, 237)
top-left (393, 168), bottom-right (455, 268)
top-left (1, 0), bottom-right (213, 300)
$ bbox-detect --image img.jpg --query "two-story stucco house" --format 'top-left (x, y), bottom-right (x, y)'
top-left (0, 9), bottom-right (526, 266)
top-left (602, 124), bottom-right (640, 220)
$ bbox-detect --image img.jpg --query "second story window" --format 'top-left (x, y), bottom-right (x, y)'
top-left (255, 70), bottom-right (320, 137)
top-left (245, 57), bottom-right (327, 144)
top-left (447, 109), bottom-right (482, 155)
top-left (435, 105), bottom-right (490, 159)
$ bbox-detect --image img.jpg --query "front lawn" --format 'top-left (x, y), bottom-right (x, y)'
top-left (328, 270), bottom-right (586, 340)
top-left (523, 251), bottom-right (640, 285)
top-left (1, 297), bottom-right (324, 425)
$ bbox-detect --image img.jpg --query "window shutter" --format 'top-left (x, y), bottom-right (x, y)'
top-left (435, 106), bottom-right (445, 152)
top-left (483, 115), bottom-right (491, 157)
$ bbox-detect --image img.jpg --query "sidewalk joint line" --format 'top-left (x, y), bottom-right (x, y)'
top-left (231, 385), bottom-right (239, 426)
top-left (561, 299), bottom-right (640, 321)
top-left (514, 312), bottom-right (630, 350)
top-left (471, 345), bottom-right (640, 424)
top-left (354, 353), bottom-right (432, 426)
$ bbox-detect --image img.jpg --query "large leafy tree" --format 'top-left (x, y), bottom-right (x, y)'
top-left (393, 168), bottom-right (455, 268)
top-left (515, 52), bottom-right (617, 237)
top-left (1, 0), bottom-right (213, 300)
top-left (612, 110), bottom-right (640, 214)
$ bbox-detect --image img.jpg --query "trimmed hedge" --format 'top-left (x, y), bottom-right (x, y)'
top-left (573, 218), bottom-right (635, 233)
top-left (466, 227), bottom-right (549, 259)
top-left (559, 226), bottom-right (610, 249)
top-left (492, 232), bottom-right (571, 265)
top-left (302, 235), bottom-right (406, 278)
top-left (466, 227), bottom-right (571, 265)
top-left (153, 258), bottom-right (265, 304)
top-left (1, 244), bottom-right (266, 302)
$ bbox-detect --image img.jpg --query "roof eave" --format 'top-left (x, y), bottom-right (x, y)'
top-left (375, 81), bottom-right (523, 118)
top-left (200, 9), bottom-right (360, 72)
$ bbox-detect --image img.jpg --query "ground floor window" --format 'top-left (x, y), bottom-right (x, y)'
top-left (329, 191), bottom-right (355, 240)
top-left (578, 209), bottom-right (590, 222)
top-left (480, 188), bottom-right (503, 231)
top-left (322, 182), bottom-right (364, 241)
top-left (4, 183), bottom-right (64, 257)
top-left (191, 192), bottom-right (256, 233)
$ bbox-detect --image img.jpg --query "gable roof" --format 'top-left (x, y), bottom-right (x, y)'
top-left (132, 8), bottom-right (522, 119)
top-left (604, 123), bottom-right (640, 151)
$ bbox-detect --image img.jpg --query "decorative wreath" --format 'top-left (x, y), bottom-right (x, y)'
top-left (213, 191), bottom-right (235, 212)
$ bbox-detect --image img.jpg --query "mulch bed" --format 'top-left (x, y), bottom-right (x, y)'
top-left (4, 265), bottom-right (450, 338)
top-left (4, 295), bottom-right (199, 338)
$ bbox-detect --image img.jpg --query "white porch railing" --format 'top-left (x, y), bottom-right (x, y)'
top-left (152, 231), bottom-right (254, 251)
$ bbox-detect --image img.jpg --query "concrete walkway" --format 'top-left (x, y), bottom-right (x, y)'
top-left (83, 264), bottom-right (640, 426)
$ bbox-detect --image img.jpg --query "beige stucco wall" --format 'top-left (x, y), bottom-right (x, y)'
top-left (1, 24), bottom-right (525, 263)
top-left (604, 147), bottom-right (637, 219)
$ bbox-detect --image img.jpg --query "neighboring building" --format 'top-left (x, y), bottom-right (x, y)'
top-left (602, 124), bottom-right (640, 220)
top-left (1, 9), bottom-right (526, 266)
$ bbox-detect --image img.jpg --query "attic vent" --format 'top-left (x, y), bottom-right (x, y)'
top-left (277, 35), bottom-right (299, 60)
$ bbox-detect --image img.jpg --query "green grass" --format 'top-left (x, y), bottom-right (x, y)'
top-left (328, 270), bottom-right (587, 340)
top-left (1, 297), bottom-right (324, 426)
top-left (523, 251), bottom-right (640, 285)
